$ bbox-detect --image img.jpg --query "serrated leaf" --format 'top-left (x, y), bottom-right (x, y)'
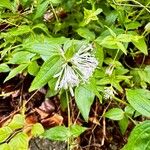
top-left (75, 84), bottom-right (95, 121)
top-left (126, 89), bottom-right (150, 117)
top-left (122, 120), bottom-right (150, 150)
top-left (105, 108), bottom-right (124, 120)
top-left (8, 133), bottom-right (28, 150)
top-left (4, 64), bottom-right (28, 82)
top-left (31, 123), bottom-right (44, 136)
top-left (43, 126), bottom-right (69, 141)
top-left (29, 55), bottom-right (63, 91)
top-left (8, 114), bottom-right (25, 130)
top-left (76, 28), bottom-right (95, 41)
top-left (0, 127), bottom-right (12, 143)
top-left (0, 64), bottom-right (10, 72)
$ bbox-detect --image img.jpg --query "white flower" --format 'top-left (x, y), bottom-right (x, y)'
top-left (104, 86), bottom-right (117, 100)
top-left (105, 64), bottom-right (114, 76)
top-left (54, 43), bottom-right (98, 96)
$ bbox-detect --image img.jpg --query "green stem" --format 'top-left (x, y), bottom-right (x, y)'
top-left (66, 91), bottom-right (71, 150)
top-left (113, 96), bottom-right (128, 105)
top-left (50, 3), bottom-right (59, 23)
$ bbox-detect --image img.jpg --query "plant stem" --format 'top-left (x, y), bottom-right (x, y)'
top-left (66, 91), bottom-right (71, 150)
top-left (113, 96), bottom-right (128, 105)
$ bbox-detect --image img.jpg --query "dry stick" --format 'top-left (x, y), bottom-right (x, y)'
top-left (101, 117), bottom-right (106, 146)
top-left (0, 90), bottom-right (39, 125)
top-left (87, 100), bottom-right (112, 149)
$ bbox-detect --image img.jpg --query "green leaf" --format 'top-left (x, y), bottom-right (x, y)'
top-left (31, 123), bottom-right (44, 136)
top-left (43, 126), bottom-right (69, 141)
top-left (34, 0), bottom-right (49, 20)
top-left (117, 34), bottom-right (132, 42)
top-left (28, 61), bottom-right (39, 76)
top-left (0, 143), bottom-right (10, 150)
top-left (32, 23), bottom-right (50, 35)
top-left (75, 84), bottom-right (95, 121)
top-left (43, 125), bottom-right (86, 141)
top-left (8, 133), bottom-right (28, 150)
top-left (23, 36), bottom-right (64, 58)
top-left (69, 125), bottom-right (87, 138)
top-left (4, 64), bottom-right (28, 82)
top-left (4, 26), bottom-right (31, 37)
top-left (126, 89), bottom-right (150, 117)
top-left (122, 120), bottom-right (150, 150)
top-left (105, 108), bottom-right (124, 120)
top-left (76, 28), bottom-right (95, 41)
top-left (94, 43), bottom-right (104, 67)
top-left (8, 51), bottom-right (35, 64)
top-left (59, 91), bottom-right (68, 111)
top-left (125, 21), bottom-right (141, 30)
top-left (0, 127), bottom-right (12, 143)
top-left (116, 42), bottom-right (127, 54)
top-left (49, 0), bottom-right (62, 4)
top-left (145, 22), bottom-right (150, 32)
top-left (131, 36), bottom-right (148, 55)
top-left (0, 0), bottom-right (12, 10)
top-left (81, 8), bottom-right (102, 25)
top-left (29, 55), bottom-right (63, 91)
top-left (118, 116), bottom-right (128, 135)
top-left (0, 64), bottom-right (10, 72)
top-left (8, 114), bottom-right (25, 130)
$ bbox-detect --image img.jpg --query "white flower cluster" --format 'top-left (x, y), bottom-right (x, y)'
top-left (54, 43), bottom-right (98, 96)
top-left (104, 86), bottom-right (117, 100)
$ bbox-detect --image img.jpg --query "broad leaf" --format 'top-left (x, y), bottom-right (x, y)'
top-left (105, 108), bottom-right (124, 120)
top-left (34, 0), bottom-right (49, 20)
top-left (4, 64), bottom-right (28, 82)
top-left (122, 120), bottom-right (150, 150)
top-left (118, 116), bottom-right (128, 135)
top-left (31, 123), bottom-right (44, 136)
top-left (69, 125), bottom-right (87, 138)
top-left (131, 36), bottom-right (147, 55)
top-left (75, 84), bottom-right (95, 121)
top-left (43, 125), bottom-right (86, 141)
top-left (3, 26), bottom-right (31, 37)
top-left (0, 64), bottom-right (10, 72)
top-left (126, 89), bottom-right (150, 117)
top-left (43, 126), bottom-right (69, 141)
top-left (8, 114), bottom-right (25, 130)
top-left (0, 143), bottom-right (10, 150)
top-left (28, 61), bottom-right (39, 76)
top-left (0, 127), bottom-right (12, 143)
top-left (8, 51), bottom-right (35, 64)
top-left (76, 28), bottom-right (95, 41)
top-left (8, 133), bottom-right (28, 150)
top-left (29, 55), bottom-right (64, 91)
